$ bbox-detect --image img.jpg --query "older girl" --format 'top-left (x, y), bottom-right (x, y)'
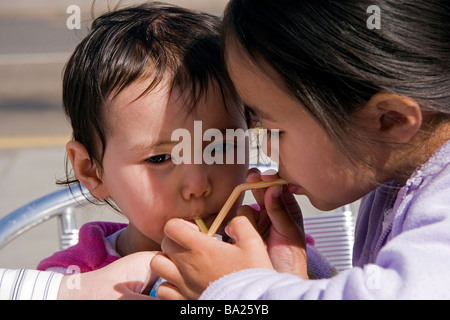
top-left (152, 0), bottom-right (450, 299)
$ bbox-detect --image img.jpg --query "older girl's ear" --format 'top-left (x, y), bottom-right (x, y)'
top-left (66, 141), bottom-right (110, 200)
top-left (355, 92), bottom-right (422, 145)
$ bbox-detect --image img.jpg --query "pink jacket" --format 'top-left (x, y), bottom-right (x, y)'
top-left (37, 220), bottom-right (334, 279)
top-left (37, 221), bottom-right (127, 274)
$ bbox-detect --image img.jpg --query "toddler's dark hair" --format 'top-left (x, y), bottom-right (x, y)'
top-left (61, 2), bottom-right (239, 194)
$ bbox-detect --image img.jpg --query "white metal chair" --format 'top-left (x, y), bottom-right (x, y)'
top-left (304, 206), bottom-right (354, 271)
top-left (0, 186), bottom-right (355, 271)
top-left (0, 185), bottom-right (88, 251)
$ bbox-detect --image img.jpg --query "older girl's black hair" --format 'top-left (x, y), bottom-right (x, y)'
top-left (222, 0), bottom-right (450, 166)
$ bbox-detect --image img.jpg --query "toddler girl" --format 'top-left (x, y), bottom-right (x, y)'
top-left (37, 3), bottom-right (248, 273)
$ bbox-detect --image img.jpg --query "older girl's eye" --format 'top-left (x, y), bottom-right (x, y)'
top-left (245, 106), bottom-right (261, 129)
top-left (146, 154), bottom-right (172, 164)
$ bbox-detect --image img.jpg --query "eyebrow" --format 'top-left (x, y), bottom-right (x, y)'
top-left (129, 140), bottom-right (177, 152)
top-left (128, 127), bottom-right (240, 153)
top-left (245, 103), bottom-right (276, 122)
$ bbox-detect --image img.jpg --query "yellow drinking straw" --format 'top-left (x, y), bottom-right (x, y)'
top-left (195, 218), bottom-right (209, 234)
top-left (195, 178), bottom-right (288, 237)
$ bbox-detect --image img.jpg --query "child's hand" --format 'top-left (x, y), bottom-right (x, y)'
top-left (150, 218), bottom-right (274, 300)
top-left (241, 169), bottom-right (308, 279)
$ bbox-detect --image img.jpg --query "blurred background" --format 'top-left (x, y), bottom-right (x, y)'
top-left (0, 0), bottom-right (359, 269)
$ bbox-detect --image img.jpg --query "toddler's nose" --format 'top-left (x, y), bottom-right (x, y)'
top-left (181, 165), bottom-right (212, 200)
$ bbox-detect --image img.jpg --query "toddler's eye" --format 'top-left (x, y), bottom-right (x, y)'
top-left (146, 154), bottom-right (172, 164)
top-left (205, 141), bottom-right (235, 155)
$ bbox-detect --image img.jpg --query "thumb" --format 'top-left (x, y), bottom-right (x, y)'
top-left (102, 251), bottom-right (159, 296)
top-left (224, 215), bottom-right (273, 270)
top-left (225, 215), bottom-right (266, 249)
top-left (264, 185), bottom-right (305, 243)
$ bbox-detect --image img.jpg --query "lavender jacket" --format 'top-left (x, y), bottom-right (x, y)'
top-left (200, 140), bottom-right (450, 299)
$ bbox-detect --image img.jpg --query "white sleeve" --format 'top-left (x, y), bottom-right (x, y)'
top-left (0, 268), bottom-right (64, 300)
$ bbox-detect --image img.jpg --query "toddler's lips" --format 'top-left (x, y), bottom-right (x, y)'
top-left (201, 214), bottom-right (217, 228)
top-left (190, 213), bottom-right (218, 230)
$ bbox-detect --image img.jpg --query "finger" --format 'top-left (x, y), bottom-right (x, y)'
top-left (161, 234), bottom-right (185, 257)
top-left (115, 286), bottom-right (156, 300)
top-left (150, 253), bottom-right (182, 285)
top-left (246, 169), bottom-right (265, 207)
top-left (247, 169), bottom-right (281, 209)
top-left (264, 185), bottom-right (305, 242)
top-left (224, 216), bottom-right (273, 270)
top-left (150, 248), bottom-right (208, 300)
top-left (281, 187), bottom-right (304, 227)
top-left (150, 253), bottom-right (195, 299)
top-left (157, 282), bottom-right (186, 300)
top-left (225, 216), bottom-right (266, 250)
top-left (246, 167), bottom-right (261, 178)
top-left (237, 205), bottom-right (271, 240)
top-left (163, 218), bottom-right (207, 249)
top-left (236, 205), bottom-right (257, 227)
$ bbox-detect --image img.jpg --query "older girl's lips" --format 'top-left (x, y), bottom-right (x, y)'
top-left (288, 183), bottom-right (302, 194)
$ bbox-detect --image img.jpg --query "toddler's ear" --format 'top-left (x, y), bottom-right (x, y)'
top-left (357, 91), bottom-right (422, 144)
top-left (66, 141), bottom-right (110, 200)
